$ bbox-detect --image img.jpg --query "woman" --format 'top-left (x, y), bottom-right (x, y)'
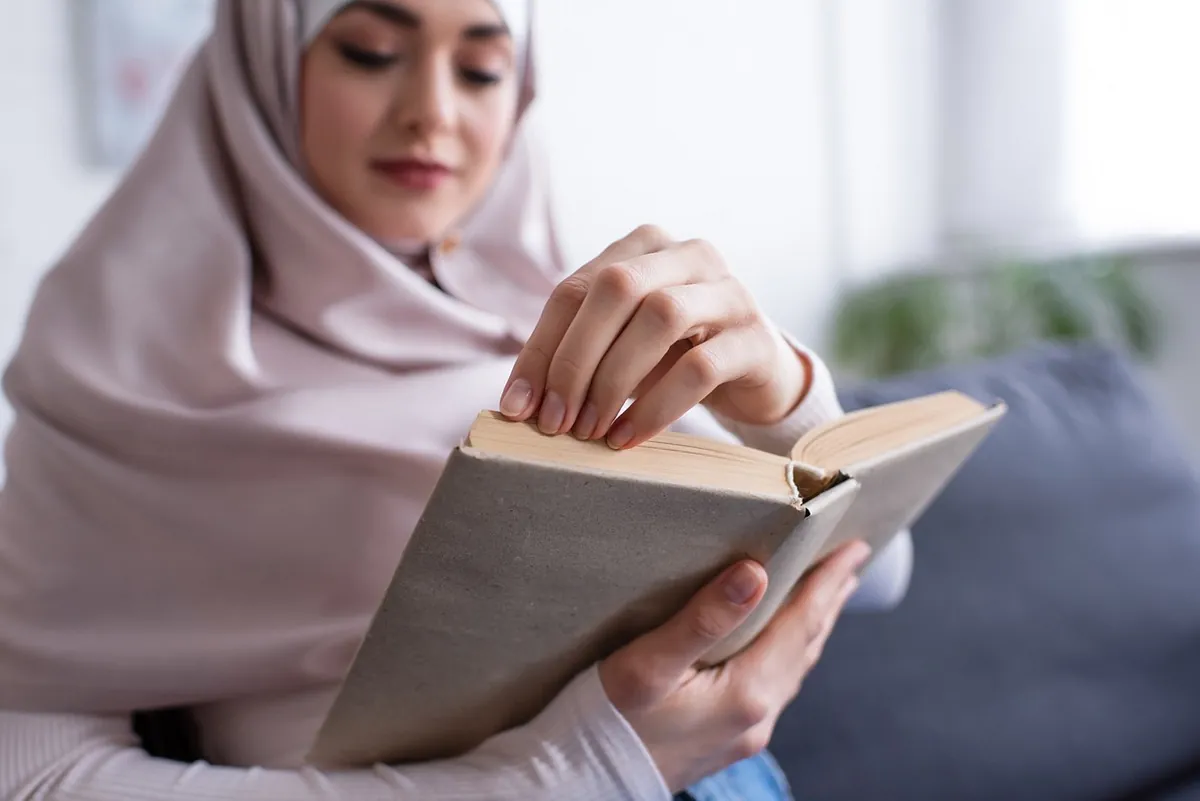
top-left (0, 1), bottom-right (911, 799)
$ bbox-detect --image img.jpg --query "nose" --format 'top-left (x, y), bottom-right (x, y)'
top-left (398, 54), bottom-right (457, 136)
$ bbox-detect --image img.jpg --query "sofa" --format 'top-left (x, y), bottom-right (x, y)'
top-left (771, 343), bottom-right (1200, 801)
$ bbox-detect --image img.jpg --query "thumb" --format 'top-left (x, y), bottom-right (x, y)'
top-left (604, 561), bottom-right (768, 708)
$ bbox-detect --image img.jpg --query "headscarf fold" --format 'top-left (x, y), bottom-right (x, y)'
top-left (0, 0), bottom-right (562, 719)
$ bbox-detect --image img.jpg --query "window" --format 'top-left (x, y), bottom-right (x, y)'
top-left (1064, 0), bottom-right (1200, 244)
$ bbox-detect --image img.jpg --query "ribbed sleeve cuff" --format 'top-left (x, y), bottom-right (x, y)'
top-left (522, 664), bottom-right (672, 801)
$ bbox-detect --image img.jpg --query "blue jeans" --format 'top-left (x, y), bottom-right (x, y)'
top-left (673, 750), bottom-right (793, 801)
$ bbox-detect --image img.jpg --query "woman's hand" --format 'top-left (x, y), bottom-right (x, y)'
top-left (499, 225), bottom-right (811, 449)
top-left (600, 541), bottom-right (871, 792)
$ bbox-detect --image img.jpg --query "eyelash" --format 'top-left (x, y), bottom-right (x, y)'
top-left (337, 44), bottom-right (503, 87)
top-left (461, 69), bottom-right (502, 87)
top-left (338, 44), bottom-right (398, 70)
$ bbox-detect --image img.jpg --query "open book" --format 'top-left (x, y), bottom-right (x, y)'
top-left (308, 391), bottom-right (1006, 768)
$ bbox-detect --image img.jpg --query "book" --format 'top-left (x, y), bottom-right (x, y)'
top-left (307, 391), bottom-right (1007, 768)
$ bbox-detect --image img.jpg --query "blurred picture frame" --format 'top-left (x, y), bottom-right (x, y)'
top-left (72, 0), bottom-right (214, 169)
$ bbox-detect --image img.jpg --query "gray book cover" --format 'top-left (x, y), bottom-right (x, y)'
top-left (307, 403), bottom-right (1005, 768)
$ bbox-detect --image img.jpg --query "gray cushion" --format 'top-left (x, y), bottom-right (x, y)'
top-left (771, 343), bottom-right (1200, 801)
top-left (1161, 781), bottom-right (1200, 801)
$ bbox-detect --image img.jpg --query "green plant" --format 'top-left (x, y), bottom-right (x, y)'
top-left (830, 254), bottom-right (1160, 379)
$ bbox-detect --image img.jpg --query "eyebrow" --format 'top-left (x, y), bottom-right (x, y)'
top-left (463, 22), bottom-right (511, 41)
top-left (340, 1), bottom-right (512, 40)
top-left (342, 1), bottom-right (420, 29)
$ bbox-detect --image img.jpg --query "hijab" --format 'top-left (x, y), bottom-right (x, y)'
top-left (0, 0), bottom-right (567, 717)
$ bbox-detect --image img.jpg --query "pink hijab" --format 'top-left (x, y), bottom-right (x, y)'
top-left (0, 0), bottom-right (564, 714)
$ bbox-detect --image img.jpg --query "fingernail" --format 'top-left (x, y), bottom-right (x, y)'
top-left (538, 391), bottom-right (566, 434)
top-left (500, 379), bottom-right (532, 418)
top-left (844, 575), bottom-right (861, 597)
top-left (574, 401), bottom-right (599, 440)
top-left (723, 563), bottom-right (761, 605)
top-left (851, 542), bottom-right (872, 569)
top-left (607, 419), bottom-right (634, 450)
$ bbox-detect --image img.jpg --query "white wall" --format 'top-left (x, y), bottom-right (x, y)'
top-left (534, 0), bottom-right (839, 343)
top-left (536, 0), bottom-right (946, 324)
top-left (827, 0), bottom-right (942, 282)
top-left (1064, 0), bottom-right (1200, 245)
top-left (7, 3), bottom-right (1196, 457)
top-left (939, 0), bottom-right (1074, 256)
top-left (0, 1), bottom-right (122, 435)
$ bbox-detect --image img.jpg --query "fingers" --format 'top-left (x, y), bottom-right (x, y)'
top-left (598, 545), bottom-right (866, 793)
top-left (600, 560), bottom-right (768, 710)
top-left (501, 232), bottom-right (736, 440)
top-left (543, 246), bottom-right (722, 436)
top-left (499, 276), bottom-right (588, 425)
top-left (737, 541), bottom-right (871, 699)
top-left (498, 226), bottom-right (673, 425)
top-left (575, 279), bottom-right (753, 442)
top-left (604, 326), bottom-right (762, 450)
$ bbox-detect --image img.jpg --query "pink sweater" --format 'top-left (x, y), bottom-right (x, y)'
top-left (0, 353), bottom-right (912, 801)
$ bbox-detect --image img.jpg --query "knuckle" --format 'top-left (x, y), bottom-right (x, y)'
top-left (520, 342), bottom-right (555, 371)
top-left (631, 223), bottom-right (671, 250)
top-left (684, 238), bottom-right (724, 270)
top-left (735, 282), bottom-right (761, 318)
top-left (642, 290), bottom-right (689, 334)
top-left (605, 658), bottom-right (659, 706)
top-left (683, 345), bottom-right (724, 388)
top-left (549, 350), bottom-right (587, 385)
top-left (686, 607), bottom-right (730, 644)
top-left (585, 366), bottom-right (620, 404)
top-left (729, 684), bottom-right (774, 730)
top-left (804, 636), bottom-right (828, 671)
top-left (803, 610), bottom-right (826, 644)
top-left (595, 262), bottom-right (643, 301)
top-left (552, 275), bottom-right (591, 308)
top-left (625, 665), bottom-right (658, 699)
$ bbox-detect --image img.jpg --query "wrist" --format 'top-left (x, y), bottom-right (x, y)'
top-left (787, 340), bottom-right (814, 413)
top-left (760, 327), bottom-right (812, 425)
top-left (701, 325), bottom-right (819, 427)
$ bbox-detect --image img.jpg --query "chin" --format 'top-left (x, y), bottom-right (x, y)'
top-left (356, 204), bottom-right (458, 247)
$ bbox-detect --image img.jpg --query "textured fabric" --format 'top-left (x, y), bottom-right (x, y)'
top-left (771, 343), bottom-right (1200, 801)
top-left (299, 0), bottom-right (344, 41)
top-left (0, 0), bottom-right (558, 721)
top-left (0, 666), bottom-right (671, 801)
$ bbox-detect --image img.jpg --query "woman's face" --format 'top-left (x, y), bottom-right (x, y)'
top-left (301, 0), bottom-right (520, 244)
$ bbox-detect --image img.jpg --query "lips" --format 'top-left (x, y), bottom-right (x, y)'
top-left (371, 158), bottom-right (453, 191)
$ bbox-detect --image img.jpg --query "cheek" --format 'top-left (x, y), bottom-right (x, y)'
top-left (301, 68), bottom-right (384, 176)
top-left (459, 96), bottom-right (518, 189)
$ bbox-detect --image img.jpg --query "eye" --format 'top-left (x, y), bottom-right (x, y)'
top-left (460, 68), bottom-right (503, 87)
top-left (337, 43), bottom-right (399, 71)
